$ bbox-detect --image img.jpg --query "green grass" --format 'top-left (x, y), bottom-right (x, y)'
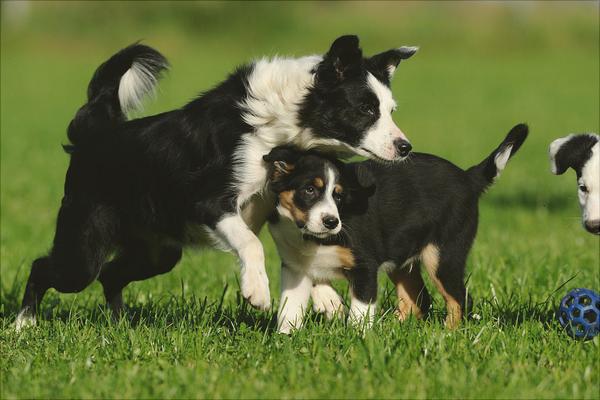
top-left (1, 2), bottom-right (599, 399)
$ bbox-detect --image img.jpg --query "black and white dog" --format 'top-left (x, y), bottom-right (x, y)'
top-left (549, 134), bottom-right (599, 234)
top-left (264, 124), bottom-right (528, 333)
top-left (16, 36), bottom-right (419, 329)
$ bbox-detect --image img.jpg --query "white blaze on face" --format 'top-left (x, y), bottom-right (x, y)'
top-left (358, 73), bottom-right (408, 161)
top-left (305, 166), bottom-right (341, 237)
top-left (579, 142), bottom-right (600, 226)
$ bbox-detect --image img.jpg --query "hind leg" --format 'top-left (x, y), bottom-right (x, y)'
top-left (16, 201), bottom-right (116, 329)
top-left (98, 238), bottom-right (182, 315)
top-left (421, 244), bottom-right (467, 329)
top-left (387, 263), bottom-right (431, 321)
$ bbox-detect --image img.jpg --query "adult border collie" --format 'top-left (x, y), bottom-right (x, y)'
top-left (549, 134), bottom-right (599, 234)
top-left (16, 35), bottom-right (418, 329)
top-left (264, 124), bottom-right (528, 333)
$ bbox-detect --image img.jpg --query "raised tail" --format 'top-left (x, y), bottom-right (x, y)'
top-left (67, 43), bottom-right (168, 147)
top-left (466, 123), bottom-right (528, 194)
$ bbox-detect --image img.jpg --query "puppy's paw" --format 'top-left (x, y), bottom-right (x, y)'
top-left (277, 321), bottom-right (294, 335)
top-left (348, 301), bottom-right (375, 331)
top-left (241, 267), bottom-right (271, 311)
top-left (14, 310), bottom-right (36, 332)
top-left (311, 284), bottom-right (345, 319)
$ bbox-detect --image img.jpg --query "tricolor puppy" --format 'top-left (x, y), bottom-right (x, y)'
top-left (549, 134), bottom-right (600, 235)
top-left (16, 35), bottom-right (419, 329)
top-left (265, 124), bottom-right (528, 333)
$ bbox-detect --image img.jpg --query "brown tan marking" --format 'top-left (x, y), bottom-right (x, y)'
top-left (421, 243), bottom-right (463, 329)
top-left (334, 184), bottom-right (343, 194)
top-left (313, 177), bottom-right (324, 189)
top-left (335, 246), bottom-right (355, 269)
top-left (271, 161), bottom-right (295, 181)
top-left (279, 190), bottom-right (308, 225)
top-left (387, 266), bottom-right (430, 321)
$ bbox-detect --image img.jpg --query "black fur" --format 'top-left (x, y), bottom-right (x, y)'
top-left (298, 35), bottom-right (416, 149)
top-left (18, 36), bottom-right (418, 322)
top-left (267, 124), bottom-right (528, 324)
top-left (552, 134), bottom-right (599, 176)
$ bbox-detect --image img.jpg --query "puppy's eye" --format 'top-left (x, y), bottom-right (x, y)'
top-left (359, 104), bottom-right (375, 116)
top-left (304, 186), bottom-right (316, 195)
top-left (333, 193), bottom-right (342, 203)
top-left (579, 184), bottom-right (588, 193)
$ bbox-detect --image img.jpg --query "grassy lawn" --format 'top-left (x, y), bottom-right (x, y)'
top-left (1, 2), bottom-right (599, 399)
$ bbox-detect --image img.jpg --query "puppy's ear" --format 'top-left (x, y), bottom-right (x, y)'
top-left (263, 146), bottom-right (301, 182)
top-left (369, 46), bottom-right (418, 81)
top-left (318, 35), bottom-right (363, 83)
top-left (338, 163), bottom-right (376, 215)
top-left (549, 134), bottom-right (598, 175)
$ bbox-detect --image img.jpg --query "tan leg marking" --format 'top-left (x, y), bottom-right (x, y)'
top-left (387, 265), bottom-right (428, 321)
top-left (421, 244), bottom-right (462, 329)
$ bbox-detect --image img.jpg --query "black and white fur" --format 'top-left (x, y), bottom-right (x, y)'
top-left (549, 134), bottom-right (600, 234)
top-left (15, 36), bottom-right (419, 329)
top-left (265, 124), bottom-right (528, 333)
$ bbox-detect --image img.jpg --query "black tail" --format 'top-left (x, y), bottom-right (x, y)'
top-left (66, 44), bottom-right (168, 147)
top-left (466, 123), bottom-right (528, 194)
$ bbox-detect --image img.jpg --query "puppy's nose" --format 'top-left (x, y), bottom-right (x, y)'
top-left (393, 139), bottom-right (412, 158)
top-left (584, 220), bottom-right (600, 235)
top-left (322, 215), bottom-right (339, 230)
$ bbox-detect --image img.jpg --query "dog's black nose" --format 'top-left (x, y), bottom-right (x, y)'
top-left (394, 139), bottom-right (412, 158)
top-left (584, 220), bottom-right (600, 235)
top-left (322, 215), bottom-right (339, 230)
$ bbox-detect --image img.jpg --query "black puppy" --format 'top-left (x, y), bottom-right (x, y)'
top-left (265, 124), bottom-right (528, 333)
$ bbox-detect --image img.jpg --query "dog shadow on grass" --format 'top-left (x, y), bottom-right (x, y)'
top-left (486, 190), bottom-right (572, 213)
top-left (1, 283), bottom-right (278, 333)
top-left (2, 282), bottom-right (558, 333)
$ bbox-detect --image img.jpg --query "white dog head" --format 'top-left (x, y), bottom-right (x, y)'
top-left (550, 134), bottom-right (600, 234)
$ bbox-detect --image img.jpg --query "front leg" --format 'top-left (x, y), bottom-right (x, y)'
top-left (348, 268), bottom-right (378, 329)
top-left (215, 214), bottom-right (271, 310)
top-left (311, 283), bottom-right (345, 320)
top-left (277, 265), bottom-right (313, 334)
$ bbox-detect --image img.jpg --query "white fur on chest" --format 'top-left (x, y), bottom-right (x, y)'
top-left (233, 56), bottom-right (322, 208)
top-left (268, 220), bottom-right (347, 282)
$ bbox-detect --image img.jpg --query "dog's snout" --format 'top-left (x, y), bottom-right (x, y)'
top-left (394, 139), bottom-right (412, 158)
top-left (322, 215), bottom-right (339, 230)
top-left (584, 220), bottom-right (600, 235)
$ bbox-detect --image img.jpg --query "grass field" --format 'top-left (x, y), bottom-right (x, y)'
top-left (1, 2), bottom-right (599, 399)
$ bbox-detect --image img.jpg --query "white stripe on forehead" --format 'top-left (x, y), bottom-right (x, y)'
top-left (325, 164), bottom-right (337, 195)
top-left (367, 73), bottom-right (397, 112)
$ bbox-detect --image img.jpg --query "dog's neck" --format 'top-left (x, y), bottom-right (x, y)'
top-left (234, 55), bottom-right (350, 208)
top-left (240, 55), bottom-right (321, 146)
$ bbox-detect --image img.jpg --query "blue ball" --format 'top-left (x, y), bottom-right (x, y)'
top-left (557, 288), bottom-right (600, 340)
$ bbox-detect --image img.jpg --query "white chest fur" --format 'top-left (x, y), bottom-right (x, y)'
top-left (268, 219), bottom-right (351, 282)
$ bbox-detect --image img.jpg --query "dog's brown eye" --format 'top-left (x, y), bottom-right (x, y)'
top-left (359, 104), bottom-right (374, 116)
top-left (305, 186), bottom-right (315, 195)
top-left (579, 184), bottom-right (588, 193)
top-left (333, 193), bottom-right (342, 203)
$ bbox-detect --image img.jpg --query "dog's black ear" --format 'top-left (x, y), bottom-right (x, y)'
top-left (319, 35), bottom-right (363, 83)
top-left (369, 46), bottom-right (418, 81)
top-left (263, 146), bottom-right (301, 182)
top-left (338, 163), bottom-right (376, 215)
top-left (549, 134), bottom-right (598, 175)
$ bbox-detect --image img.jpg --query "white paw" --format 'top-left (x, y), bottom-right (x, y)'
top-left (14, 310), bottom-right (36, 332)
top-left (241, 267), bottom-right (271, 311)
top-left (277, 321), bottom-right (294, 335)
top-left (349, 301), bottom-right (375, 330)
top-left (311, 285), bottom-right (345, 319)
